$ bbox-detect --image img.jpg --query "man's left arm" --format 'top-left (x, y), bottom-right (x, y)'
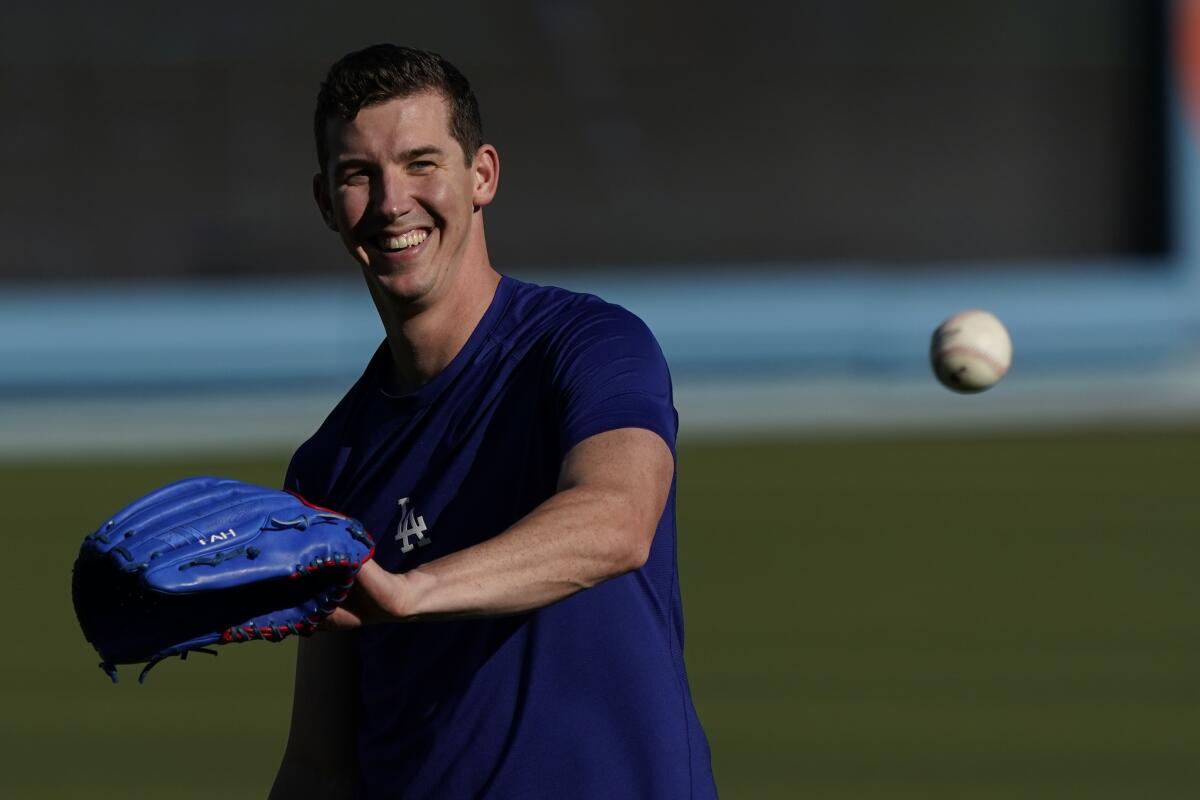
top-left (325, 426), bottom-right (673, 626)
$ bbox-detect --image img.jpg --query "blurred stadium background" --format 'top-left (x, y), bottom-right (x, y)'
top-left (4, 1), bottom-right (1200, 797)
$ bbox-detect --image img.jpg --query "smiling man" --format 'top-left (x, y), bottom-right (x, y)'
top-left (270, 44), bottom-right (717, 799)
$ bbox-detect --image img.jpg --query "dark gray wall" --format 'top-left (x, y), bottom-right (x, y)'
top-left (0, 0), bottom-right (1166, 281)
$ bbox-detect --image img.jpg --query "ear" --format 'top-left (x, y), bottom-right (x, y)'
top-left (471, 144), bottom-right (500, 210)
top-left (312, 173), bottom-right (338, 232)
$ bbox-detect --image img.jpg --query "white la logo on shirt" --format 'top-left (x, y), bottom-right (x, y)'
top-left (394, 497), bottom-right (431, 553)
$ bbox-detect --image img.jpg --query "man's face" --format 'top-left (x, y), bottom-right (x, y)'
top-left (315, 92), bottom-right (496, 305)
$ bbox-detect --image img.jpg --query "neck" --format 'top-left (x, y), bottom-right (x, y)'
top-left (370, 248), bottom-right (501, 395)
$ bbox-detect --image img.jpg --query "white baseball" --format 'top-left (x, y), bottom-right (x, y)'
top-left (930, 309), bottom-right (1012, 393)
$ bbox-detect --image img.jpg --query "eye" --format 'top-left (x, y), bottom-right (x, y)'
top-left (340, 171), bottom-right (370, 186)
top-left (409, 160), bottom-right (436, 173)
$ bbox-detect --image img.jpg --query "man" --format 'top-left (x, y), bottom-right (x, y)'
top-left (271, 44), bottom-right (717, 799)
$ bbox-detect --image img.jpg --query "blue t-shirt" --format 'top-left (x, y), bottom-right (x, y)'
top-left (285, 276), bottom-right (717, 799)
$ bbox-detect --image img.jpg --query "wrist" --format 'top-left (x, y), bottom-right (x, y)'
top-left (392, 566), bottom-right (436, 620)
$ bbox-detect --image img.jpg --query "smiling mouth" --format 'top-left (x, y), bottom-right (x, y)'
top-left (374, 229), bottom-right (429, 253)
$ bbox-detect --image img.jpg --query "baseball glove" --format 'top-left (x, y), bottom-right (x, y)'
top-left (72, 476), bottom-right (374, 683)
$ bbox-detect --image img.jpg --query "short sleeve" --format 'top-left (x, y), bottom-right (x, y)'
top-left (550, 302), bottom-right (677, 456)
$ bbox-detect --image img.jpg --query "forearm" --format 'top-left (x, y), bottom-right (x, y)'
top-left (329, 428), bottom-right (674, 628)
top-left (402, 483), bottom-right (652, 619)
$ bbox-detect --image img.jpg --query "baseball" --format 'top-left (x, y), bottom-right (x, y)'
top-left (930, 309), bottom-right (1012, 393)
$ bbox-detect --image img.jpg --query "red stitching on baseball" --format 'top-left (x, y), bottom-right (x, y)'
top-left (938, 344), bottom-right (1009, 378)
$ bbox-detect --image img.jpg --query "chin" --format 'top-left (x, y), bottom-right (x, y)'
top-left (370, 267), bottom-right (437, 305)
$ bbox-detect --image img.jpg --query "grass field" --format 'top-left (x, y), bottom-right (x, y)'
top-left (5, 427), bottom-right (1200, 798)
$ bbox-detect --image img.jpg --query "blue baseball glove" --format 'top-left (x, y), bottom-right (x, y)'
top-left (72, 476), bottom-right (374, 683)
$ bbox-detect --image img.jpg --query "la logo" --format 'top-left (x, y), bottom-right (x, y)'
top-left (395, 497), bottom-right (431, 554)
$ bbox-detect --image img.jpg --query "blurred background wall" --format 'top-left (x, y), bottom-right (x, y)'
top-left (0, 0), bottom-right (1170, 277)
top-left (1, 0), bottom-right (1196, 455)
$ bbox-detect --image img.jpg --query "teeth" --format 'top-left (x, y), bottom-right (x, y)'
top-left (379, 230), bottom-right (428, 251)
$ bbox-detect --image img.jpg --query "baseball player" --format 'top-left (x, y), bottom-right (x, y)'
top-left (270, 44), bottom-right (717, 799)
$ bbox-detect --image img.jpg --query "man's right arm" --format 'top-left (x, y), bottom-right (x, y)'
top-left (270, 631), bottom-right (360, 799)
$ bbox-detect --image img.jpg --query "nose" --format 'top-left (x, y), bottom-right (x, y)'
top-left (372, 168), bottom-right (412, 222)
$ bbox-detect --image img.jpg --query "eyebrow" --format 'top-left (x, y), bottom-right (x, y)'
top-left (398, 146), bottom-right (444, 162)
top-left (334, 146), bottom-right (446, 172)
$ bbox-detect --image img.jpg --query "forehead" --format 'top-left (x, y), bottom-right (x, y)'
top-left (324, 91), bottom-right (455, 161)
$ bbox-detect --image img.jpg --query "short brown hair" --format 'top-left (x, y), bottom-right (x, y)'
top-left (314, 44), bottom-right (483, 170)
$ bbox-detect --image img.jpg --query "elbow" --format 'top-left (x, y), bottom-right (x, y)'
top-left (572, 482), bottom-right (665, 583)
top-left (578, 517), bottom-right (653, 586)
top-left (625, 527), bottom-right (654, 572)
top-left (609, 516), bottom-right (655, 575)
top-left (624, 549), bottom-right (650, 574)
top-left (605, 492), bottom-right (663, 576)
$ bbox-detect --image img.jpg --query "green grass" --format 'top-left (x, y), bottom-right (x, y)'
top-left (678, 429), bottom-right (1200, 797)
top-left (5, 428), bottom-right (1200, 797)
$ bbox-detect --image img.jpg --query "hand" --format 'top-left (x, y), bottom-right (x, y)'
top-left (321, 560), bottom-right (411, 629)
